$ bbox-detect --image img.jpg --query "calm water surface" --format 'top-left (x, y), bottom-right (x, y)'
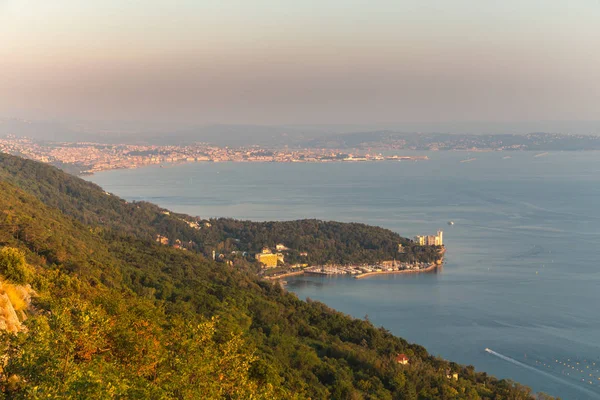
top-left (87, 151), bottom-right (600, 399)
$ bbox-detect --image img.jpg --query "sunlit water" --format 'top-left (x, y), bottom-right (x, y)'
top-left (87, 151), bottom-right (600, 399)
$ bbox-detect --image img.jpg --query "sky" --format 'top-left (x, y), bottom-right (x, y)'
top-left (1, 1), bottom-right (599, 128)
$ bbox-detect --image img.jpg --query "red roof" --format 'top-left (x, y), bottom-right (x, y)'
top-left (396, 354), bottom-right (409, 362)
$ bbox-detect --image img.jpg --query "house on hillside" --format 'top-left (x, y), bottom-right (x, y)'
top-left (446, 370), bottom-right (459, 380)
top-left (155, 234), bottom-right (169, 245)
top-left (396, 354), bottom-right (409, 365)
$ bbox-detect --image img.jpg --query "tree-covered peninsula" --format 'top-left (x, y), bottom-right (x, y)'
top-left (0, 153), bottom-right (552, 399)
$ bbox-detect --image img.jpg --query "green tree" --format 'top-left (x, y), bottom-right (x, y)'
top-left (0, 247), bottom-right (31, 284)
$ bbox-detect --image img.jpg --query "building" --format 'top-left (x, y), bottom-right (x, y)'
top-left (396, 354), bottom-right (409, 365)
top-left (255, 247), bottom-right (280, 268)
top-left (426, 235), bottom-right (437, 246)
top-left (446, 370), bottom-right (459, 381)
top-left (173, 239), bottom-right (187, 250)
top-left (155, 234), bottom-right (169, 245)
top-left (415, 230), bottom-right (443, 246)
top-left (275, 243), bottom-right (288, 251)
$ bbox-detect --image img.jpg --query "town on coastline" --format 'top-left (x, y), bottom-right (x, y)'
top-left (260, 231), bottom-right (446, 281)
top-left (4, 130), bottom-right (600, 175)
top-left (0, 135), bottom-right (427, 175)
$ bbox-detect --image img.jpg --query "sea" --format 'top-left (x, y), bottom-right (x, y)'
top-left (86, 151), bottom-right (600, 399)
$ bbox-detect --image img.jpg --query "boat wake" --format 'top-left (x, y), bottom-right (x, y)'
top-left (484, 348), bottom-right (600, 398)
top-left (485, 348), bottom-right (532, 368)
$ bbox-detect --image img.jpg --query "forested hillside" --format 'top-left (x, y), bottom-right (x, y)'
top-left (0, 154), bottom-right (552, 399)
top-left (0, 153), bottom-right (437, 266)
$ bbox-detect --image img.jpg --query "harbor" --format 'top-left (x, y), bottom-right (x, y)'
top-left (267, 247), bottom-right (445, 280)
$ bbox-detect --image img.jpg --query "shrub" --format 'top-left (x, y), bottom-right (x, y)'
top-left (0, 247), bottom-right (32, 284)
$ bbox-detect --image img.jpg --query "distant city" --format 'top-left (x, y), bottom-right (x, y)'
top-left (0, 135), bottom-right (428, 174)
top-left (1, 130), bottom-right (600, 175)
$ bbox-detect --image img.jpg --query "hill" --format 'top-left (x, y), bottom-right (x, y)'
top-left (0, 153), bottom-right (437, 268)
top-left (0, 153), bottom-right (552, 399)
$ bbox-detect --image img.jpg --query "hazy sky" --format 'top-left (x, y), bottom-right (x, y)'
top-left (1, 1), bottom-right (599, 126)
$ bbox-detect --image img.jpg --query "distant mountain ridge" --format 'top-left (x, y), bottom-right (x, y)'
top-left (303, 131), bottom-right (600, 151)
top-left (2, 118), bottom-right (599, 149)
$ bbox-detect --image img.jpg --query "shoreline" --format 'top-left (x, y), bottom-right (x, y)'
top-left (70, 149), bottom-right (589, 177)
top-left (263, 270), bottom-right (306, 280)
top-left (354, 263), bottom-right (440, 279)
top-left (266, 260), bottom-right (444, 281)
top-left (79, 157), bottom-right (429, 176)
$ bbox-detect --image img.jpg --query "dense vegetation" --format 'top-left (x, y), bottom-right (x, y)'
top-left (194, 219), bottom-right (441, 266)
top-left (0, 153), bottom-right (438, 267)
top-left (0, 153), bottom-right (554, 399)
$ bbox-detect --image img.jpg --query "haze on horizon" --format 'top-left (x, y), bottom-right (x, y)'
top-left (1, 0), bottom-right (599, 133)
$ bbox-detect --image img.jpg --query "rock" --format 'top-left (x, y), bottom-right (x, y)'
top-left (0, 292), bottom-right (24, 332)
top-left (0, 281), bottom-right (34, 333)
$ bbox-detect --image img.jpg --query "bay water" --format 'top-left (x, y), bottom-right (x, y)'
top-left (87, 151), bottom-right (600, 399)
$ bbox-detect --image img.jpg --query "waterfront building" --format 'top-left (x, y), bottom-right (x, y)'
top-left (426, 235), bottom-right (437, 246)
top-left (415, 230), bottom-right (443, 246)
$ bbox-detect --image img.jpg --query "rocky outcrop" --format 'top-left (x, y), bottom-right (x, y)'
top-left (0, 281), bottom-right (33, 333)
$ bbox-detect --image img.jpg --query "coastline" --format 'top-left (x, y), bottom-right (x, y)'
top-left (264, 270), bottom-right (305, 280)
top-left (78, 157), bottom-right (429, 176)
top-left (267, 248), bottom-right (445, 281)
top-left (266, 260), bottom-right (444, 281)
top-left (354, 263), bottom-right (440, 279)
